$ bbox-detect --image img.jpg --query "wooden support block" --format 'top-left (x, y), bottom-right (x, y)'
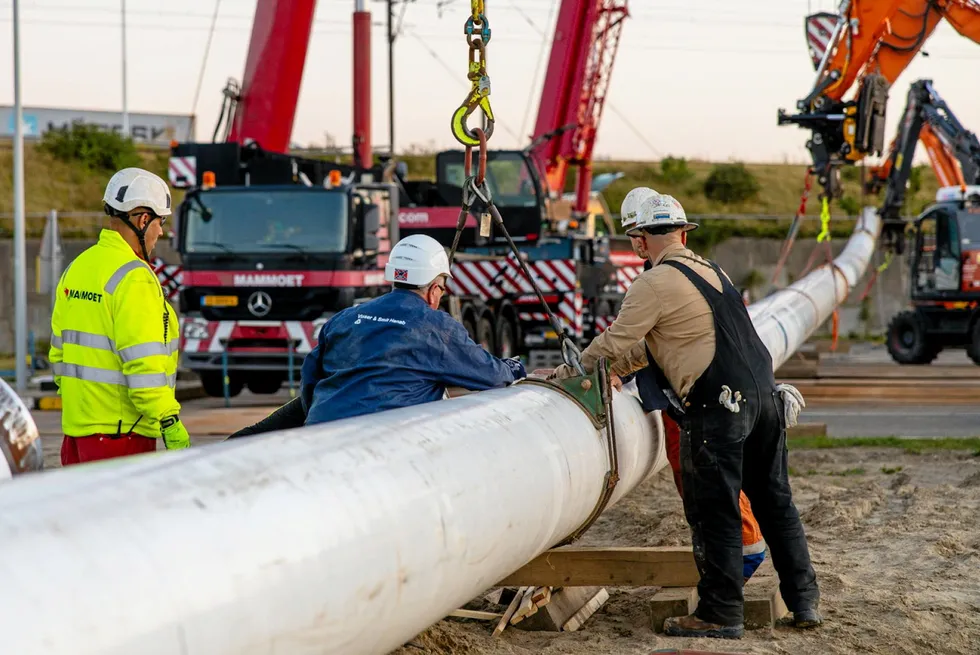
top-left (493, 585), bottom-right (528, 637)
top-left (563, 588), bottom-right (610, 632)
top-left (497, 546), bottom-right (700, 588)
top-left (509, 586), bottom-right (539, 625)
top-left (743, 561), bottom-right (788, 629)
top-left (531, 586), bottom-right (552, 608)
top-left (649, 587), bottom-right (698, 634)
top-left (511, 586), bottom-right (604, 632)
top-left (449, 609), bottom-right (503, 621)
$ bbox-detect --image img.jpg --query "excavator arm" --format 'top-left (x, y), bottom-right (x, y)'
top-left (863, 79), bottom-right (980, 254)
top-left (779, 0), bottom-right (980, 199)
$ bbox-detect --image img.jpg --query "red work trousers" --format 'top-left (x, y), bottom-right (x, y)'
top-left (60, 434), bottom-right (157, 467)
top-left (662, 413), bottom-right (764, 548)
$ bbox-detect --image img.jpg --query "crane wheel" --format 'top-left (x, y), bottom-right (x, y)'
top-left (967, 320), bottom-right (980, 367)
top-left (495, 312), bottom-right (517, 359)
top-left (476, 312), bottom-right (496, 354)
top-left (886, 310), bottom-right (940, 365)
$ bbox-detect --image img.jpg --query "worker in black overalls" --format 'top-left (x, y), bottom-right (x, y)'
top-left (550, 193), bottom-right (820, 639)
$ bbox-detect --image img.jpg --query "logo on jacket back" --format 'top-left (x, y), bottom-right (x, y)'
top-left (64, 288), bottom-right (103, 303)
top-left (393, 268), bottom-right (408, 281)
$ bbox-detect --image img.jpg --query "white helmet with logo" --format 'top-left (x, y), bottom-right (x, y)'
top-left (385, 234), bottom-right (454, 287)
top-left (626, 194), bottom-right (698, 235)
top-left (620, 186), bottom-right (659, 229)
top-left (103, 167), bottom-right (173, 217)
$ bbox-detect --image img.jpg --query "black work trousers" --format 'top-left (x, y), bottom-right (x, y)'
top-left (678, 389), bottom-right (819, 626)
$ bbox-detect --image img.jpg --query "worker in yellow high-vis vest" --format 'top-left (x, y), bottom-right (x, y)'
top-left (49, 167), bottom-right (191, 466)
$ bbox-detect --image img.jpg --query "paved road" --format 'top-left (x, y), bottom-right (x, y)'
top-left (802, 405), bottom-right (980, 438)
top-left (31, 389), bottom-right (291, 468)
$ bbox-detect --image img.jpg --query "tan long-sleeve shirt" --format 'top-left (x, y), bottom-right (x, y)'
top-left (572, 242), bottom-right (728, 400)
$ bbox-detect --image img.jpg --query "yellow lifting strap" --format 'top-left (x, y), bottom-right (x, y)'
top-left (816, 197), bottom-right (831, 243)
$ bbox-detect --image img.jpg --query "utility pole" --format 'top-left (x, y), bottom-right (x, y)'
top-left (387, 0), bottom-right (394, 157)
top-left (121, 0), bottom-right (129, 138)
top-left (12, 0), bottom-right (27, 392)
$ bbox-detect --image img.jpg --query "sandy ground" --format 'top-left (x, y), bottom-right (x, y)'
top-left (390, 447), bottom-right (980, 655)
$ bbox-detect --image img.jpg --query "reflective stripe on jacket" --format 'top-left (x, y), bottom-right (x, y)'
top-left (49, 229), bottom-right (180, 438)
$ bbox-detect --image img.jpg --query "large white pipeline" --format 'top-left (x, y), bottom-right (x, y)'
top-left (0, 208), bottom-right (879, 655)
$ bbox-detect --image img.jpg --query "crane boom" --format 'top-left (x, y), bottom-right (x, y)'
top-left (779, 0), bottom-right (980, 200)
top-left (529, 0), bottom-right (628, 217)
top-left (226, 0), bottom-right (318, 153)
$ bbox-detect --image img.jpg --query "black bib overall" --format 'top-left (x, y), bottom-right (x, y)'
top-left (647, 257), bottom-right (820, 626)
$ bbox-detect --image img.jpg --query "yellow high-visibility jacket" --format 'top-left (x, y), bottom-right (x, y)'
top-left (49, 229), bottom-right (181, 439)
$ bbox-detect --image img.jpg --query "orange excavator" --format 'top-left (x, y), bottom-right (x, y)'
top-left (780, 2), bottom-right (980, 365)
top-left (779, 0), bottom-right (980, 241)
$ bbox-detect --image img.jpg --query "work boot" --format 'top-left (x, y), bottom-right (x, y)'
top-left (663, 613), bottom-right (744, 639)
top-left (777, 607), bottom-right (823, 629)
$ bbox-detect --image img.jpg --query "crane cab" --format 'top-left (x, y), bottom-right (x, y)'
top-left (887, 186), bottom-right (980, 365)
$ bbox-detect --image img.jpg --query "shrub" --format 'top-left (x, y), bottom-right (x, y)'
top-left (38, 123), bottom-right (140, 172)
top-left (703, 163), bottom-right (760, 204)
top-left (838, 195), bottom-right (861, 216)
top-left (659, 156), bottom-right (694, 185)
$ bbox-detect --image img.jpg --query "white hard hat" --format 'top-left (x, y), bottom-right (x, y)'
top-left (103, 167), bottom-right (173, 217)
top-left (620, 186), bottom-right (659, 228)
top-left (626, 194), bottom-right (697, 235)
top-left (385, 234), bottom-right (454, 287)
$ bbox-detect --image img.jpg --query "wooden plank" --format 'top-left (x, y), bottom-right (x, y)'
top-left (512, 586), bottom-right (603, 632)
top-left (497, 546), bottom-right (700, 588)
top-left (531, 586), bottom-right (552, 608)
top-left (562, 588), bottom-right (610, 632)
top-left (743, 560), bottom-right (788, 629)
top-left (449, 609), bottom-right (503, 621)
top-left (509, 586), bottom-right (538, 625)
top-left (492, 585), bottom-right (528, 637)
top-left (649, 587), bottom-right (697, 634)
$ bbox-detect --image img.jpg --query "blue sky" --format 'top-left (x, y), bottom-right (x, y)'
top-left (1, 0), bottom-right (979, 164)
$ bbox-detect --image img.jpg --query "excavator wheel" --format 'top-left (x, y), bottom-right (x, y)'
top-left (967, 319), bottom-right (980, 366)
top-left (886, 310), bottom-right (941, 365)
top-left (495, 311), bottom-right (517, 359)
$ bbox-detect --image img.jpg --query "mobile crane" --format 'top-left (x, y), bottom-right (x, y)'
top-left (396, 0), bottom-right (637, 368)
top-left (167, 0), bottom-right (398, 398)
top-left (860, 80), bottom-right (980, 365)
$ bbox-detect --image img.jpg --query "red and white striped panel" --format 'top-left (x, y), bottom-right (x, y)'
top-left (181, 319), bottom-right (322, 355)
top-left (151, 257), bottom-right (183, 302)
top-left (805, 12), bottom-right (840, 69)
top-left (616, 265), bottom-right (643, 294)
top-left (449, 256), bottom-right (578, 300)
top-left (517, 290), bottom-right (583, 339)
top-left (594, 315), bottom-right (619, 334)
top-left (168, 156), bottom-right (197, 188)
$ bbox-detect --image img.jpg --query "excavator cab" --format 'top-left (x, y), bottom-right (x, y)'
top-left (887, 186), bottom-right (980, 365)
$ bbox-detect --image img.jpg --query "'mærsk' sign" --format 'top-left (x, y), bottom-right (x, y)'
top-left (233, 273), bottom-right (306, 287)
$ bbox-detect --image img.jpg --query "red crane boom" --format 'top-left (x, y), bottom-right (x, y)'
top-left (530, 0), bottom-right (629, 217)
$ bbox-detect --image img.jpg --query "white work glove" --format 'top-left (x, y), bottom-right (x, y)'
top-left (776, 383), bottom-right (805, 429)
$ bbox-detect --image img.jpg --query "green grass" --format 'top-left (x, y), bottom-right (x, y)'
top-left (0, 142), bottom-right (947, 242)
top-left (788, 435), bottom-right (980, 455)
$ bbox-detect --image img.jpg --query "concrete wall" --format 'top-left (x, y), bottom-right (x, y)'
top-left (0, 235), bottom-right (909, 353)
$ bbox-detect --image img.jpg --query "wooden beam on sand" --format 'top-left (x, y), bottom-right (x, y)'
top-left (497, 547), bottom-right (700, 588)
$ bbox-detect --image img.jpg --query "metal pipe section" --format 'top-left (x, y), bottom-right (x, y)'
top-left (750, 207), bottom-right (880, 370)
top-left (0, 386), bottom-right (666, 655)
top-left (0, 208), bottom-right (881, 655)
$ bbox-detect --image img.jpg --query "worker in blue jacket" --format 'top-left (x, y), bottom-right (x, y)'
top-left (299, 234), bottom-right (525, 425)
top-left (228, 234), bottom-right (525, 437)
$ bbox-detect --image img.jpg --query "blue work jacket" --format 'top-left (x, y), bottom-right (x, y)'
top-left (301, 290), bottom-right (525, 425)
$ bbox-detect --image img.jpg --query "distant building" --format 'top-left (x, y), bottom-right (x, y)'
top-left (0, 105), bottom-right (195, 147)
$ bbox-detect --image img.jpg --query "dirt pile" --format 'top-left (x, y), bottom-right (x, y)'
top-left (391, 448), bottom-right (980, 655)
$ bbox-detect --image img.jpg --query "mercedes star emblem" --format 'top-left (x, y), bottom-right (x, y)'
top-left (247, 291), bottom-right (272, 317)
